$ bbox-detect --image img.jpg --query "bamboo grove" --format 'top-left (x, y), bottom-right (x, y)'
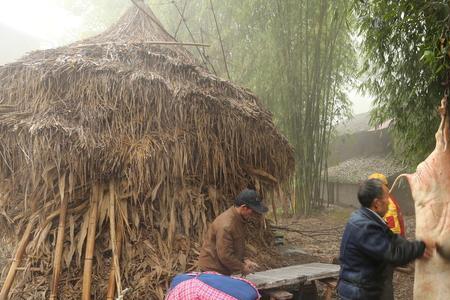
top-left (152, 0), bottom-right (356, 213)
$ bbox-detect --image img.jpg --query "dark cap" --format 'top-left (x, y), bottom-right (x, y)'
top-left (235, 188), bottom-right (268, 214)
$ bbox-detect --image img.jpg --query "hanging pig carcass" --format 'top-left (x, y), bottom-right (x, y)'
top-left (394, 98), bottom-right (450, 299)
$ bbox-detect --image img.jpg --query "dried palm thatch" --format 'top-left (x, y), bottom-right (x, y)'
top-left (0, 2), bottom-right (294, 299)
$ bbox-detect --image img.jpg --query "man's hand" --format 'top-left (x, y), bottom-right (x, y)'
top-left (421, 239), bottom-right (436, 259)
top-left (242, 259), bottom-right (259, 275)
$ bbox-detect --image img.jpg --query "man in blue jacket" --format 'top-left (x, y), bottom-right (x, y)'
top-left (337, 179), bottom-right (435, 300)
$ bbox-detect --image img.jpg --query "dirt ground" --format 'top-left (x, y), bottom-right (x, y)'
top-left (273, 206), bottom-right (415, 300)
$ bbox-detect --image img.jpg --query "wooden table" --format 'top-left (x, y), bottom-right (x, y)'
top-left (246, 263), bottom-right (340, 300)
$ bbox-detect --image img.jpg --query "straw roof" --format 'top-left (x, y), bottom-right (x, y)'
top-left (327, 156), bottom-right (406, 184)
top-left (0, 2), bottom-right (293, 299)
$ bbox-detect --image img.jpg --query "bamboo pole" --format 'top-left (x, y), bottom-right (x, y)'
top-left (171, 1), bottom-right (212, 71)
top-left (209, 0), bottom-right (231, 80)
top-left (0, 219), bottom-right (35, 300)
top-left (130, 0), bottom-right (176, 40)
top-left (42, 201), bottom-right (88, 229)
top-left (74, 41), bottom-right (210, 48)
top-left (106, 229), bottom-right (122, 300)
top-left (173, 0), bottom-right (187, 38)
top-left (50, 175), bottom-right (69, 300)
top-left (82, 184), bottom-right (100, 300)
top-left (0, 198), bottom-right (37, 300)
top-left (106, 181), bottom-right (123, 300)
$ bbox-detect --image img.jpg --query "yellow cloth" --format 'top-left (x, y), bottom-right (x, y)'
top-left (367, 173), bottom-right (405, 235)
top-left (383, 196), bottom-right (405, 236)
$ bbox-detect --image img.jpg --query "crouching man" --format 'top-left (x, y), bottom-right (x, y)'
top-left (198, 188), bottom-right (268, 276)
top-left (165, 188), bottom-right (268, 300)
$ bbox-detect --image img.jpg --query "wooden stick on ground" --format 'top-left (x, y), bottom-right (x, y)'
top-left (82, 184), bottom-right (101, 300)
top-left (106, 181), bottom-right (123, 300)
top-left (50, 174), bottom-right (69, 300)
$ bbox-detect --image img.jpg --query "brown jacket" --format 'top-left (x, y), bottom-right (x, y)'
top-left (198, 207), bottom-right (246, 275)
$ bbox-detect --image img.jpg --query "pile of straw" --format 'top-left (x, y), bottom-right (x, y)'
top-left (0, 2), bottom-right (294, 299)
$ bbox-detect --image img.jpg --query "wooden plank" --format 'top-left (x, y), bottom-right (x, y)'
top-left (294, 263), bottom-right (340, 282)
top-left (245, 271), bottom-right (307, 290)
top-left (245, 263), bottom-right (340, 290)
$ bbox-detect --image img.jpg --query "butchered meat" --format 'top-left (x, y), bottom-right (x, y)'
top-left (394, 98), bottom-right (450, 299)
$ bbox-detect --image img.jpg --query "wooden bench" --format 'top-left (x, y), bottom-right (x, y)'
top-left (246, 263), bottom-right (340, 300)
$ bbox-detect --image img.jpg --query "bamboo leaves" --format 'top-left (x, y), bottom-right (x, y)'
top-left (50, 173), bottom-right (68, 299)
top-left (64, 215), bottom-right (76, 268)
top-left (82, 184), bottom-right (100, 300)
top-left (355, 0), bottom-right (449, 165)
top-left (108, 180), bottom-right (122, 299)
top-left (77, 209), bottom-right (90, 266)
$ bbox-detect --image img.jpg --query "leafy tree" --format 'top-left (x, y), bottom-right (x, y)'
top-left (355, 0), bottom-right (450, 166)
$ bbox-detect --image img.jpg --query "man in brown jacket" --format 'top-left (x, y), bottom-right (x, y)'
top-left (198, 188), bottom-right (268, 276)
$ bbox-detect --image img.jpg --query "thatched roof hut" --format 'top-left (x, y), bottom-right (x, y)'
top-left (0, 2), bottom-right (293, 299)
